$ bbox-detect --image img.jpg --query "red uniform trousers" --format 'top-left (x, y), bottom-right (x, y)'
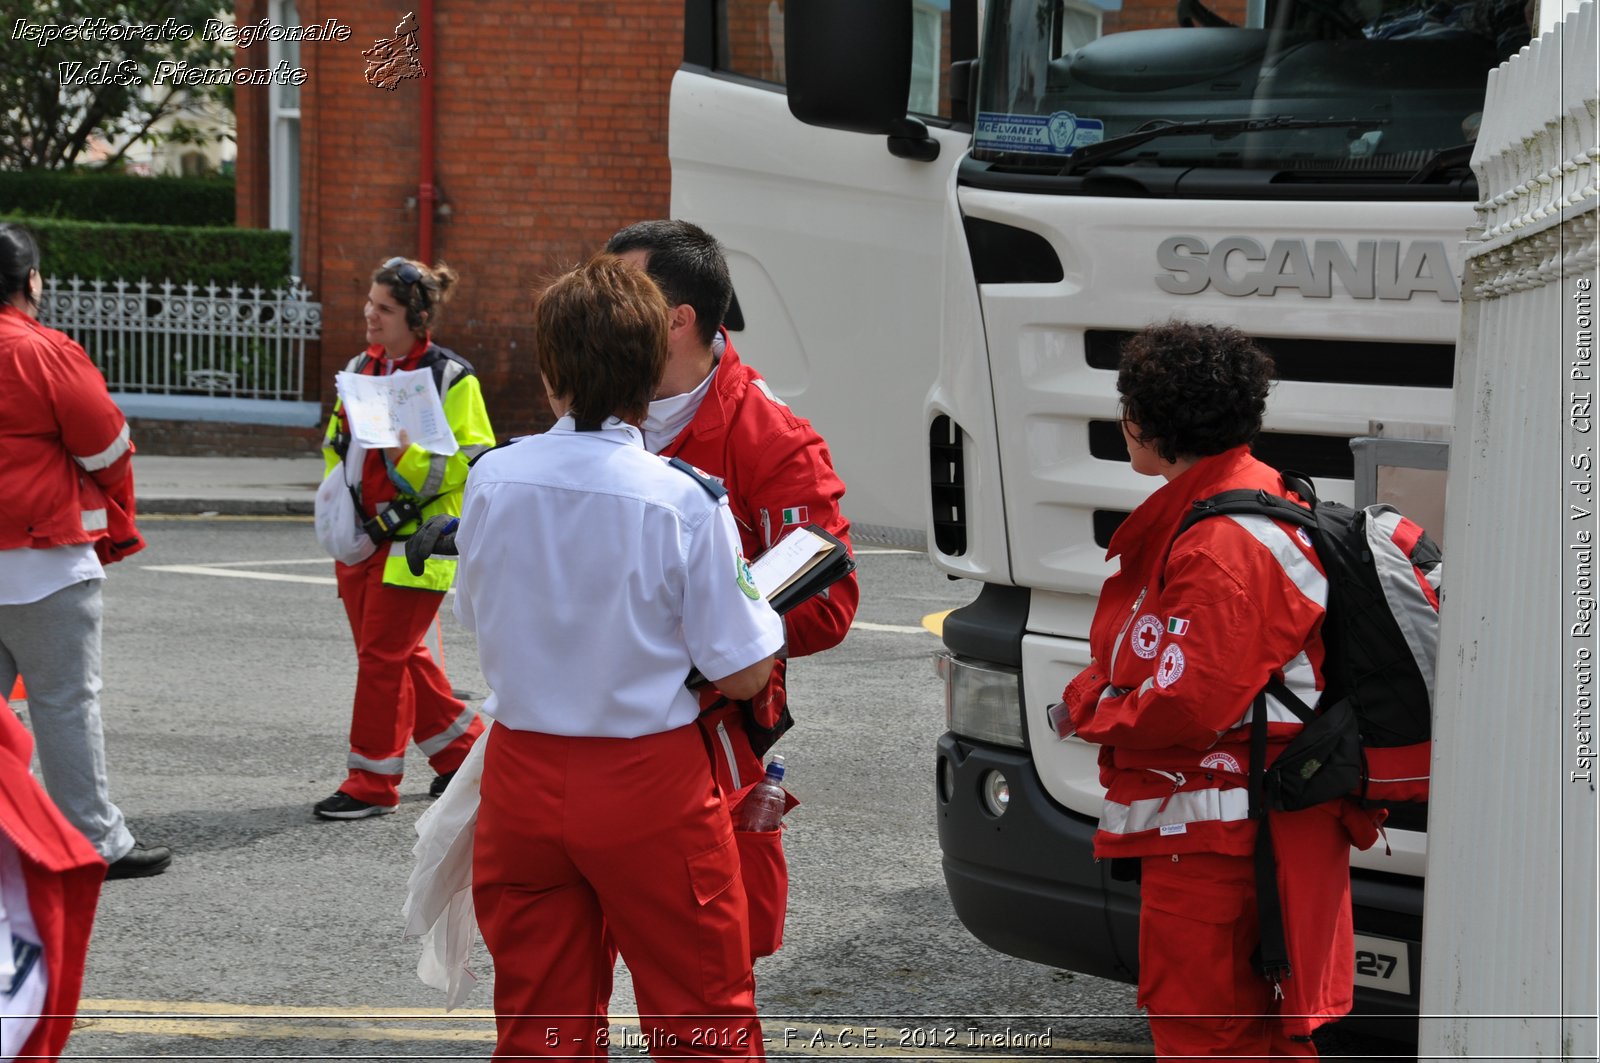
top-left (1137, 805), bottom-right (1355, 1061)
top-left (334, 551), bottom-right (483, 807)
top-left (473, 722), bottom-right (763, 1061)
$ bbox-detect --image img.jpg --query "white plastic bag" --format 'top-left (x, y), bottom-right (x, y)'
top-left (403, 722), bottom-right (491, 1010)
top-left (313, 449), bottom-right (378, 566)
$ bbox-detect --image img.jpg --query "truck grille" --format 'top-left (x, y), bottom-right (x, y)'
top-left (930, 415), bottom-right (967, 556)
top-left (1085, 330), bottom-right (1455, 389)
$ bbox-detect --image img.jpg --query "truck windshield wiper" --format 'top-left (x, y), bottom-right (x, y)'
top-left (1056, 115), bottom-right (1388, 176)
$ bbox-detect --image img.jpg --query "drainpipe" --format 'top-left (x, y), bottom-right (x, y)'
top-left (418, 0), bottom-right (436, 262)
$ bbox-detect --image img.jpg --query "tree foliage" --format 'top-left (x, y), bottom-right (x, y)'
top-left (0, 0), bottom-right (233, 170)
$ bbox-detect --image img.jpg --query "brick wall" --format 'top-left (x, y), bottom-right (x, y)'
top-left (1105, 0), bottom-right (1249, 35)
top-left (233, 0), bottom-right (271, 230)
top-left (237, 1), bottom-right (682, 444)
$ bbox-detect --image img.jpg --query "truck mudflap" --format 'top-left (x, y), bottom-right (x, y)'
top-left (936, 732), bottom-right (1424, 1039)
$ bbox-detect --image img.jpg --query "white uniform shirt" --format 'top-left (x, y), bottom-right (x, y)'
top-left (454, 416), bottom-right (784, 738)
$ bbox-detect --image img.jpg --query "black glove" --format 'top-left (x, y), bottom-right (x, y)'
top-left (405, 515), bottom-right (460, 576)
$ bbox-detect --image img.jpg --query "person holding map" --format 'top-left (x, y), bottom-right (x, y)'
top-left (313, 256), bottom-right (496, 821)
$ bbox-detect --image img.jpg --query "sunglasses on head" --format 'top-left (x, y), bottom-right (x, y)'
top-left (383, 256), bottom-right (424, 289)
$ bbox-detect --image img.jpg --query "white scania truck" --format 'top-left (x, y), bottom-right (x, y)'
top-left (671, 0), bottom-right (1513, 1030)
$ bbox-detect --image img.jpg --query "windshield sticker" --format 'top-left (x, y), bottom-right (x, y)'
top-left (975, 111), bottom-right (1105, 156)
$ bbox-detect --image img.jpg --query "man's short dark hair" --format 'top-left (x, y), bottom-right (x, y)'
top-left (534, 254), bottom-right (670, 426)
top-left (1116, 320), bottom-right (1275, 463)
top-left (605, 219), bottom-right (731, 347)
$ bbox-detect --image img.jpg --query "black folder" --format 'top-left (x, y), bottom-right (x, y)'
top-left (754, 524), bottom-right (857, 616)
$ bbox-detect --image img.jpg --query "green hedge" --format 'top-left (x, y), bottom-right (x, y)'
top-left (11, 216), bottom-right (292, 291)
top-left (0, 171), bottom-right (234, 227)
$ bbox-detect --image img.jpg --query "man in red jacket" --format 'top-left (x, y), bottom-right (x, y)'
top-left (606, 220), bottom-right (860, 795)
top-left (604, 220), bottom-right (858, 964)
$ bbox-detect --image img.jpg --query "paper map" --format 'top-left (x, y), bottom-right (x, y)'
top-left (336, 368), bottom-right (459, 456)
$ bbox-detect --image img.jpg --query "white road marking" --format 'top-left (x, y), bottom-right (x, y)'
top-left (144, 565), bottom-right (941, 636)
top-left (143, 564), bottom-right (337, 586)
top-left (187, 557), bottom-right (335, 567)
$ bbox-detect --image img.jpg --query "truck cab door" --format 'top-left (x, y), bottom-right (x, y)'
top-left (668, 1), bottom-right (972, 548)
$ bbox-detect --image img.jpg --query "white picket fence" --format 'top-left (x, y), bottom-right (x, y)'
top-left (38, 275), bottom-right (321, 401)
top-left (1422, 2), bottom-right (1598, 1059)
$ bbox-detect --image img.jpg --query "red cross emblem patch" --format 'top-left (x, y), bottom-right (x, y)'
top-left (1130, 615), bottom-right (1163, 660)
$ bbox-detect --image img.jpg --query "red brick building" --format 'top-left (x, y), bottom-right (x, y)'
top-left (233, 0), bottom-right (687, 441)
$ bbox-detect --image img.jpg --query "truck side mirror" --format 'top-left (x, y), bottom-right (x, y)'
top-left (785, 0), bottom-right (938, 160)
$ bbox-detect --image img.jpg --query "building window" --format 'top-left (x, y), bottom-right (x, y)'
top-left (268, 0), bottom-right (302, 276)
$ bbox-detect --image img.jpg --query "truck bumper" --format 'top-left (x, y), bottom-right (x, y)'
top-left (935, 732), bottom-right (1423, 1038)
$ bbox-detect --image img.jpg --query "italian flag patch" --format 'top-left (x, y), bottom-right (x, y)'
top-left (1167, 617), bottom-right (1190, 635)
top-left (780, 506), bottom-right (808, 526)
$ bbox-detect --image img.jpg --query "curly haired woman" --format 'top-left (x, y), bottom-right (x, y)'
top-left (1063, 320), bottom-right (1382, 1060)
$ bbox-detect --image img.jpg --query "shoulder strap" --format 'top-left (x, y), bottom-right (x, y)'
top-left (1250, 691), bottom-right (1293, 988)
top-left (668, 456), bottom-right (728, 501)
top-left (467, 439), bottom-right (513, 467)
top-left (1161, 476), bottom-right (1321, 589)
top-left (1176, 488), bottom-right (1319, 538)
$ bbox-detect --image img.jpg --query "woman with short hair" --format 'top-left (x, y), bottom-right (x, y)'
top-left (457, 254), bottom-right (782, 1059)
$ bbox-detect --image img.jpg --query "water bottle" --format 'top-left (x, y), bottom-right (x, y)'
top-left (735, 754), bottom-right (788, 832)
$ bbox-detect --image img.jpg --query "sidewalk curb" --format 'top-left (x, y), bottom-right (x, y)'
top-left (139, 498), bottom-right (315, 517)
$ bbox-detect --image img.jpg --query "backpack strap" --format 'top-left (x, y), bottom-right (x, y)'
top-left (1247, 674), bottom-right (1318, 989)
top-left (1249, 690), bottom-right (1293, 989)
top-left (1160, 488), bottom-right (1315, 591)
top-left (1176, 488), bottom-right (1319, 537)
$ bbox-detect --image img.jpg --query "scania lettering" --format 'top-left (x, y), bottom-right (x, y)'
top-left (673, 0), bottom-right (1514, 1036)
top-left (1155, 237), bottom-right (1463, 300)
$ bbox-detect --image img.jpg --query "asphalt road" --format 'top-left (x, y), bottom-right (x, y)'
top-left (44, 516), bottom-right (1150, 1060)
top-left (30, 517), bottom-right (1411, 1060)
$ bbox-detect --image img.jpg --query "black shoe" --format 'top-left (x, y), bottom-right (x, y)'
top-left (312, 791), bottom-right (398, 820)
top-left (428, 770), bottom-right (457, 798)
top-left (105, 842), bottom-right (172, 880)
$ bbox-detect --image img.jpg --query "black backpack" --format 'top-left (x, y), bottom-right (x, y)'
top-left (1172, 471), bottom-right (1443, 983)
top-left (1174, 471), bottom-right (1442, 811)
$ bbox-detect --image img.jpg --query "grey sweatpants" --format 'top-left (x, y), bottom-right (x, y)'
top-left (0, 578), bottom-right (135, 862)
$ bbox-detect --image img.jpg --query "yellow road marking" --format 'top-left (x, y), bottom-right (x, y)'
top-left (82, 998), bottom-right (493, 1016)
top-left (76, 1002), bottom-right (1150, 1056)
top-left (923, 609), bottom-right (952, 637)
top-left (74, 1016), bottom-right (496, 1043)
top-left (852, 620), bottom-right (930, 635)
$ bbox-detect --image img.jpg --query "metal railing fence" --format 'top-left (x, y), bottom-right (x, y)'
top-left (37, 275), bottom-right (321, 401)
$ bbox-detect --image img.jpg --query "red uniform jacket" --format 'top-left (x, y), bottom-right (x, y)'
top-left (0, 699), bottom-right (105, 1061)
top-left (1066, 447), bottom-right (1379, 858)
top-left (663, 335), bottom-right (858, 798)
top-left (661, 335), bottom-right (859, 660)
top-left (0, 306), bottom-right (143, 562)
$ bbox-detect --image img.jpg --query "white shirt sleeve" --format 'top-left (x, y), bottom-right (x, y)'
top-left (451, 468), bottom-right (483, 636)
top-left (681, 500), bottom-right (784, 683)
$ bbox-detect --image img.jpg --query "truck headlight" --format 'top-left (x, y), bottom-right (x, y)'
top-left (935, 651), bottom-right (1025, 748)
top-left (982, 770), bottom-right (1011, 816)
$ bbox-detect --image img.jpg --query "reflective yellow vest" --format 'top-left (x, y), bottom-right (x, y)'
top-left (321, 345), bottom-right (495, 591)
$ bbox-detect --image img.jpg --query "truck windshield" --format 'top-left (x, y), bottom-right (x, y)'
top-left (974, 0), bottom-right (1526, 176)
